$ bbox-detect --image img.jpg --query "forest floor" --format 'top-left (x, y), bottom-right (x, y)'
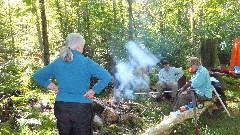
top-left (0, 74), bottom-right (240, 135)
top-left (150, 74), bottom-right (240, 135)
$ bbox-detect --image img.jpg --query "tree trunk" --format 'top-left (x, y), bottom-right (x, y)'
top-left (200, 39), bottom-right (219, 69)
top-left (127, 0), bottom-right (133, 40)
top-left (177, 1), bottom-right (183, 34)
top-left (184, 2), bottom-right (189, 26)
top-left (83, 1), bottom-right (91, 57)
top-left (40, 0), bottom-right (50, 65)
top-left (76, 1), bottom-right (81, 33)
top-left (159, 2), bottom-right (164, 35)
top-left (222, 4), bottom-right (226, 30)
top-left (35, 11), bottom-right (44, 62)
top-left (36, 12), bottom-right (43, 53)
top-left (144, 102), bottom-right (213, 135)
top-left (83, 3), bottom-right (90, 38)
top-left (190, 0), bottom-right (195, 55)
top-left (7, 2), bottom-right (15, 57)
top-left (55, 0), bottom-right (67, 38)
top-left (177, 10), bottom-right (181, 26)
top-left (55, 0), bottom-right (63, 37)
top-left (113, 0), bottom-right (117, 25)
top-left (199, 6), bottom-right (203, 27)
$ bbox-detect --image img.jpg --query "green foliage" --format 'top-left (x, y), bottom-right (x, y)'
top-left (0, 88), bottom-right (57, 135)
top-left (1, 75), bottom-right (240, 134)
top-left (0, 55), bottom-right (43, 93)
top-left (99, 124), bottom-right (122, 135)
top-left (222, 76), bottom-right (240, 91)
top-left (218, 41), bottom-right (232, 65)
top-left (0, 122), bottom-right (13, 134)
top-left (0, 59), bottom-right (24, 92)
top-left (1, 0), bottom-right (240, 70)
top-left (1, 0), bottom-right (240, 134)
top-left (149, 67), bottom-right (160, 85)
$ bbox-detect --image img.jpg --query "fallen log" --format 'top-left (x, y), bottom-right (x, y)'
top-left (143, 101), bottom-right (213, 135)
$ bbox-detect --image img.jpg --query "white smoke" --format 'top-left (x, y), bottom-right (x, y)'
top-left (126, 41), bottom-right (159, 68)
top-left (113, 41), bottom-right (159, 101)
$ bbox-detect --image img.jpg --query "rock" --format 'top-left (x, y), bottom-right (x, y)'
top-left (101, 107), bottom-right (119, 124)
top-left (93, 115), bottom-right (104, 130)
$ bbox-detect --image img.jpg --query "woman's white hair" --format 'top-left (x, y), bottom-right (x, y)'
top-left (59, 33), bottom-right (85, 62)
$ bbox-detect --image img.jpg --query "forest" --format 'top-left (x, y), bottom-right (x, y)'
top-left (0, 0), bottom-right (240, 134)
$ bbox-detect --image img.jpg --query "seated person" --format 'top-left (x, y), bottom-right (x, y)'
top-left (174, 57), bottom-right (213, 111)
top-left (155, 60), bottom-right (184, 100)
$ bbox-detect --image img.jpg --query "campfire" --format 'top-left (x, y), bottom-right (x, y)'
top-left (92, 93), bottom-right (146, 130)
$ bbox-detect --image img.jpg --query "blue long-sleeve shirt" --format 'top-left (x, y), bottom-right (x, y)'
top-left (191, 65), bottom-right (212, 98)
top-left (33, 50), bottom-right (112, 103)
top-left (158, 67), bottom-right (183, 83)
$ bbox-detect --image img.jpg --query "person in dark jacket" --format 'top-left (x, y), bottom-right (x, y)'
top-left (33, 33), bottom-right (112, 135)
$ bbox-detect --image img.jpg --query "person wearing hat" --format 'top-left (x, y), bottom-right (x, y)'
top-left (33, 33), bottom-right (112, 135)
top-left (173, 57), bottom-right (212, 111)
top-left (155, 60), bottom-right (184, 101)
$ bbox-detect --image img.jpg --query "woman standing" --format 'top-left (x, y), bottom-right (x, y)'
top-left (33, 33), bottom-right (112, 135)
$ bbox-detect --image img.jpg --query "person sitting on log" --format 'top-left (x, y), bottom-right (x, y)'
top-left (155, 60), bottom-right (184, 101)
top-left (173, 57), bottom-right (213, 111)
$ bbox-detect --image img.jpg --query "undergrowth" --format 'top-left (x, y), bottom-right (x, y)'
top-left (0, 75), bottom-right (240, 135)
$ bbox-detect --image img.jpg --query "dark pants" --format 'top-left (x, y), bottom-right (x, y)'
top-left (54, 101), bottom-right (94, 135)
top-left (173, 91), bottom-right (210, 111)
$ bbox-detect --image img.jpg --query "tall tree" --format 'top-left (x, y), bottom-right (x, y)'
top-left (6, 1), bottom-right (15, 57)
top-left (113, 0), bottom-right (117, 25)
top-left (127, 0), bottom-right (133, 40)
top-left (36, 11), bottom-right (43, 54)
top-left (76, 1), bottom-right (81, 33)
top-left (39, 0), bottom-right (50, 65)
top-left (190, 0), bottom-right (195, 55)
top-left (201, 39), bottom-right (218, 68)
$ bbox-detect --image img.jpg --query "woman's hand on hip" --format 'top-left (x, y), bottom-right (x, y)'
top-left (47, 82), bottom-right (59, 94)
top-left (84, 89), bottom-right (95, 99)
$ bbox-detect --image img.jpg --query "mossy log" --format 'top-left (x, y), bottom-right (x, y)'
top-left (144, 101), bottom-right (213, 135)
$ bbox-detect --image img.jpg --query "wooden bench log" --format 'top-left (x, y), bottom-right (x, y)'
top-left (143, 101), bottom-right (213, 135)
